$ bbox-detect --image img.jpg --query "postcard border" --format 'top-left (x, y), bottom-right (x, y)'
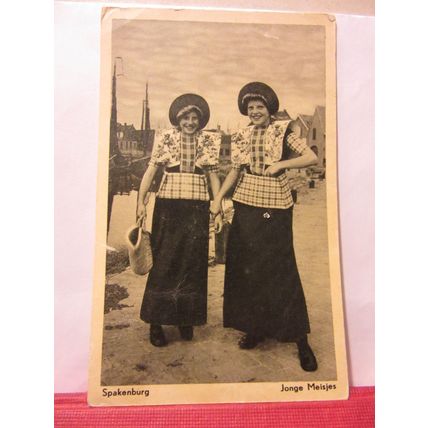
top-left (88, 7), bottom-right (348, 406)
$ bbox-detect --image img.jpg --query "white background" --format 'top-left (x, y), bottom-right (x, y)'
top-left (9, 0), bottom-right (428, 426)
top-left (10, 0), bottom-right (428, 428)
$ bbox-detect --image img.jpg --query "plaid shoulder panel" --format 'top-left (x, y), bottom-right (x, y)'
top-left (286, 132), bottom-right (309, 155)
top-left (232, 172), bottom-right (294, 209)
top-left (157, 172), bottom-right (210, 201)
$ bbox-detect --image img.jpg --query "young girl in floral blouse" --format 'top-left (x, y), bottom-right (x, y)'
top-left (211, 82), bottom-right (319, 371)
top-left (137, 94), bottom-right (222, 347)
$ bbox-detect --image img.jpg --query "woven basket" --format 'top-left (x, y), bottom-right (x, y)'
top-left (125, 217), bottom-right (153, 275)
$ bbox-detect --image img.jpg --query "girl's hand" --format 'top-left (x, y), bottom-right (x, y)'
top-left (136, 201), bottom-right (147, 221)
top-left (210, 198), bottom-right (223, 216)
top-left (214, 213), bottom-right (223, 234)
top-left (264, 163), bottom-right (282, 177)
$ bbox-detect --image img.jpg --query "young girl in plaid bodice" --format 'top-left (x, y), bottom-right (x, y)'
top-left (211, 82), bottom-right (319, 372)
top-left (136, 94), bottom-right (222, 347)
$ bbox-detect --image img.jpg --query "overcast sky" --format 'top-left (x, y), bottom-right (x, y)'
top-left (112, 19), bottom-right (325, 132)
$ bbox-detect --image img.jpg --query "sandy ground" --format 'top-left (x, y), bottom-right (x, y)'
top-left (101, 180), bottom-right (336, 385)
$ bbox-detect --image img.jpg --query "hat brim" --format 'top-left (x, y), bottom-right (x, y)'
top-left (169, 94), bottom-right (210, 129)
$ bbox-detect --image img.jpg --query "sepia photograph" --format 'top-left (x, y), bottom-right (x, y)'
top-left (88, 7), bottom-right (347, 406)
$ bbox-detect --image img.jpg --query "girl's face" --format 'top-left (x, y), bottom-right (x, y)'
top-left (247, 99), bottom-right (270, 127)
top-left (178, 111), bottom-right (200, 135)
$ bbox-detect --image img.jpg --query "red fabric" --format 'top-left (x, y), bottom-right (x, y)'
top-left (54, 387), bottom-right (374, 427)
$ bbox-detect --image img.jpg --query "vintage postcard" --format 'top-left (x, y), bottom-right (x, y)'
top-left (88, 7), bottom-right (347, 406)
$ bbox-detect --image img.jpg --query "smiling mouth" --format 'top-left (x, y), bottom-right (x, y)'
top-left (182, 125), bottom-right (197, 133)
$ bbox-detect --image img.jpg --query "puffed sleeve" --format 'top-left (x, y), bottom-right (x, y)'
top-left (285, 131), bottom-right (310, 156)
top-left (231, 128), bottom-right (251, 169)
top-left (148, 130), bottom-right (172, 167)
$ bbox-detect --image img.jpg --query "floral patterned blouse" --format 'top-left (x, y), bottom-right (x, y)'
top-left (231, 120), bottom-right (308, 168)
top-left (149, 128), bottom-right (221, 172)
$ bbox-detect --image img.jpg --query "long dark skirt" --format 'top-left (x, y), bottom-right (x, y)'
top-left (223, 202), bottom-right (310, 341)
top-left (140, 198), bottom-right (210, 326)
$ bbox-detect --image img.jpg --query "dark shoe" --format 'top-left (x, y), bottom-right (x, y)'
top-left (178, 326), bottom-right (193, 341)
top-left (297, 343), bottom-right (318, 372)
top-left (238, 334), bottom-right (264, 349)
top-left (150, 324), bottom-right (167, 347)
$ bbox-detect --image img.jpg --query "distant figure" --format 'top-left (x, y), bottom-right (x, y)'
top-left (211, 82), bottom-right (319, 371)
top-left (137, 94), bottom-right (222, 347)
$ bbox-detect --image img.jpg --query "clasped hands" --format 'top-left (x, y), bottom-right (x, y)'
top-left (210, 198), bottom-right (223, 234)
